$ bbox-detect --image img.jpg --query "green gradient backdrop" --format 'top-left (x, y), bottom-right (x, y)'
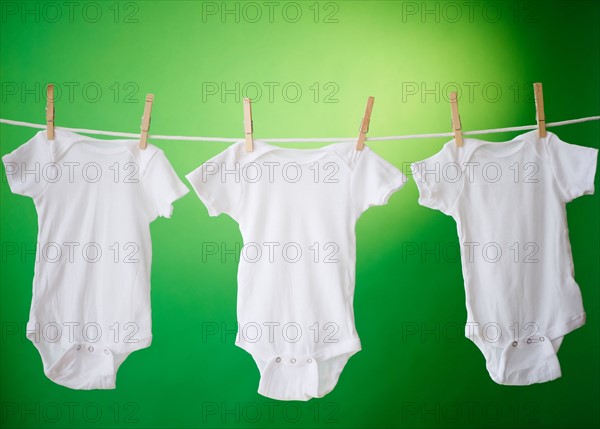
top-left (1, 1), bottom-right (599, 428)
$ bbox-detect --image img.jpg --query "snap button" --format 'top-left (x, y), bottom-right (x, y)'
top-left (512, 341), bottom-right (518, 347)
top-left (76, 345), bottom-right (81, 351)
top-left (290, 358), bottom-right (296, 364)
top-left (104, 349), bottom-right (109, 355)
top-left (275, 357), bottom-right (281, 363)
top-left (307, 358), bottom-right (313, 363)
top-left (539, 336), bottom-right (545, 342)
top-left (88, 346), bottom-right (94, 352)
top-left (526, 338), bottom-right (532, 344)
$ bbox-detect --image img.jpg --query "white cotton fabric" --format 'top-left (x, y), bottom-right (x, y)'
top-left (2, 129), bottom-right (189, 389)
top-left (411, 130), bottom-right (598, 385)
top-left (187, 140), bottom-right (407, 400)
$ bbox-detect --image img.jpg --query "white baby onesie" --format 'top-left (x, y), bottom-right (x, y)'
top-left (411, 130), bottom-right (598, 385)
top-left (186, 140), bottom-right (406, 400)
top-left (2, 129), bottom-right (189, 389)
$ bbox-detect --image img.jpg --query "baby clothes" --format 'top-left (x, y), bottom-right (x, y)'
top-left (187, 141), bottom-right (406, 400)
top-left (411, 130), bottom-right (597, 385)
top-left (2, 129), bottom-right (189, 389)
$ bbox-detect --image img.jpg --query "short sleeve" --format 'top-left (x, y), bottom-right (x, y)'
top-left (351, 146), bottom-right (407, 215)
top-left (142, 149), bottom-right (189, 219)
top-left (411, 143), bottom-right (463, 215)
top-left (2, 131), bottom-right (51, 198)
top-left (185, 143), bottom-right (243, 219)
top-left (547, 133), bottom-right (598, 202)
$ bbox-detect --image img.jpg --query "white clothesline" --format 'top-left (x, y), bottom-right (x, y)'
top-left (1, 116), bottom-right (599, 144)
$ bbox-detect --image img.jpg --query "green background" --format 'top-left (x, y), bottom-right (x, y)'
top-left (1, 1), bottom-right (599, 428)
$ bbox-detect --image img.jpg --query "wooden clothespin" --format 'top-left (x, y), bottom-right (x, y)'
top-left (46, 84), bottom-right (55, 140)
top-left (243, 98), bottom-right (253, 152)
top-left (356, 96), bottom-right (374, 151)
top-left (449, 91), bottom-right (463, 147)
top-left (139, 94), bottom-right (154, 150)
top-left (533, 82), bottom-right (546, 137)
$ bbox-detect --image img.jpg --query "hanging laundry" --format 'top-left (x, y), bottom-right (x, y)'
top-left (411, 130), bottom-right (598, 385)
top-left (2, 129), bottom-right (189, 389)
top-left (186, 140), bottom-right (407, 400)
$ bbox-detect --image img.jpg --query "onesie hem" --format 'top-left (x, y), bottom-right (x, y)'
top-left (237, 337), bottom-right (362, 401)
top-left (465, 312), bottom-right (585, 386)
top-left (544, 312), bottom-right (586, 340)
top-left (45, 369), bottom-right (117, 390)
top-left (28, 331), bottom-right (153, 390)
